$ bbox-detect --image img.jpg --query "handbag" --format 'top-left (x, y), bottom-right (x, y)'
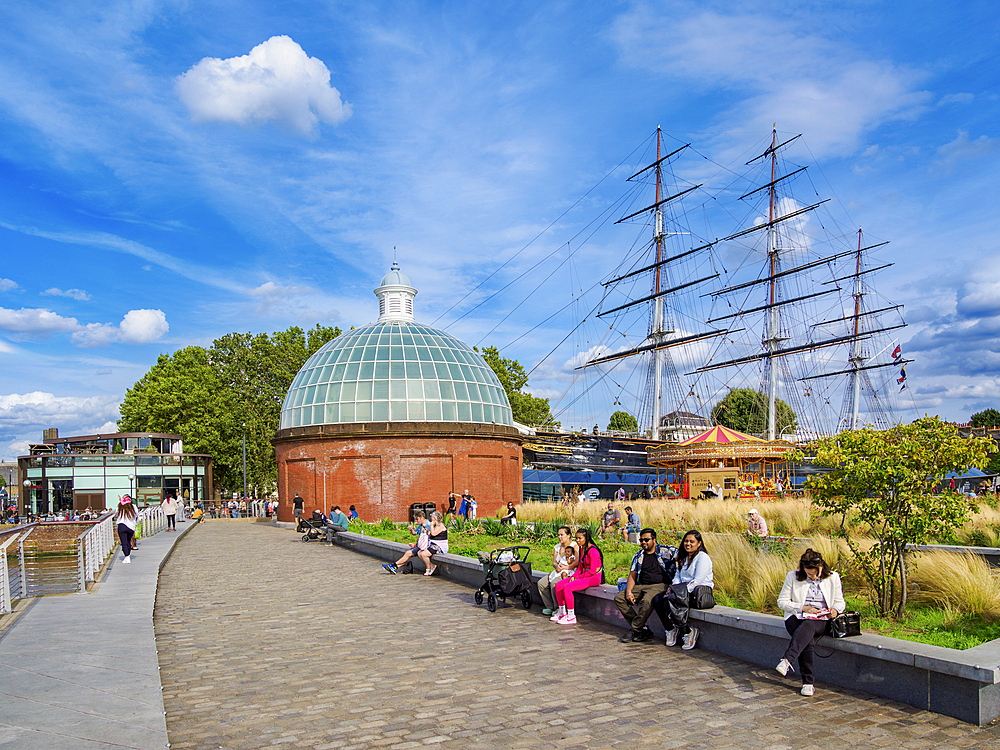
top-left (689, 585), bottom-right (715, 609)
top-left (826, 611), bottom-right (861, 638)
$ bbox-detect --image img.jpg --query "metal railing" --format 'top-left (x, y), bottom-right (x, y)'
top-left (81, 511), bottom-right (116, 583)
top-left (0, 507), bottom-right (169, 605)
top-left (1, 530), bottom-right (30, 614)
top-left (137, 506), bottom-right (165, 537)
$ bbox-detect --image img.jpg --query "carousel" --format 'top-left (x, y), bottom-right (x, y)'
top-left (647, 425), bottom-right (797, 500)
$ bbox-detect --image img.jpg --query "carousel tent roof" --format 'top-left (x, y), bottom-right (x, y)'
top-left (679, 425), bottom-right (762, 446)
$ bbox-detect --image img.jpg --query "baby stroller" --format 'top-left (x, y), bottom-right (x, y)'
top-left (475, 546), bottom-right (533, 612)
top-left (298, 511), bottom-right (326, 542)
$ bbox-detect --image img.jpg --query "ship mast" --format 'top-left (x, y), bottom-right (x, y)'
top-left (846, 228), bottom-right (864, 429)
top-left (651, 127), bottom-right (665, 441)
top-left (765, 127), bottom-right (780, 441)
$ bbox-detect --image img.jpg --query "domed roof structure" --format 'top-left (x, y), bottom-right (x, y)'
top-left (279, 263), bottom-right (514, 430)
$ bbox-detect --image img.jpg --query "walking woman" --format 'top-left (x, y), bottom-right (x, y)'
top-left (551, 527), bottom-right (603, 625)
top-left (161, 493), bottom-right (178, 531)
top-left (116, 495), bottom-right (138, 564)
top-left (652, 529), bottom-right (714, 650)
top-left (775, 548), bottom-right (846, 696)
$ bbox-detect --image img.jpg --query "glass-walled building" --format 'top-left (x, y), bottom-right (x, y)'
top-left (18, 430), bottom-right (213, 516)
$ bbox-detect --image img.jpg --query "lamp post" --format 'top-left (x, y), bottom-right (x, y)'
top-left (23, 478), bottom-right (30, 518)
top-left (128, 473), bottom-right (135, 500)
top-left (242, 422), bottom-right (247, 501)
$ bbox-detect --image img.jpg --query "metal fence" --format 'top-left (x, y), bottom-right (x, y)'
top-left (0, 530), bottom-right (29, 614)
top-left (0, 505), bottom-right (168, 611)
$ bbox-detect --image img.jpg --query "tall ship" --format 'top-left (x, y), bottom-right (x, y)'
top-left (522, 127), bottom-right (909, 501)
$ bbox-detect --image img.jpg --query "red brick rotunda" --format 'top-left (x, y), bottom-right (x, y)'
top-left (273, 262), bottom-right (522, 522)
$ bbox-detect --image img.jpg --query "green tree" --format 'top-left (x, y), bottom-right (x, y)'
top-left (119, 324), bottom-right (340, 497)
top-left (477, 345), bottom-right (557, 427)
top-left (808, 416), bottom-right (993, 618)
top-left (971, 409), bottom-right (1000, 428)
top-left (711, 388), bottom-right (796, 436)
top-left (607, 410), bottom-right (638, 432)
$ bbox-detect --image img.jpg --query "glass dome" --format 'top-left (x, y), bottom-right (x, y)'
top-left (280, 320), bottom-right (515, 429)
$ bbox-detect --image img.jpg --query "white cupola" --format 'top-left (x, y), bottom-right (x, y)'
top-left (374, 261), bottom-right (417, 322)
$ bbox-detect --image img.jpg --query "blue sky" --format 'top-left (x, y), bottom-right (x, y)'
top-left (0, 0), bottom-right (997, 458)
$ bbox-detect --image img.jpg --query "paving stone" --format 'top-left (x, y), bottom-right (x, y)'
top-left (156, 524), bottom-right (1000, 749)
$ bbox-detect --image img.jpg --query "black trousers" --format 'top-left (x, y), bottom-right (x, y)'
top-left (117, 523), bottom-right (135, 557)
top-left (651, 584), bottom-right (692, 635)
top-left (783, 617), bottom-right (828, 685)
top-left (166, 513), bottom-right (176, 530)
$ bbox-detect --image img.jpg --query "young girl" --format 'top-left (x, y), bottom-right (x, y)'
top-left (551, 527), bottom-right (603, 625)
top-left (116, 495), bottom-right (138, 564)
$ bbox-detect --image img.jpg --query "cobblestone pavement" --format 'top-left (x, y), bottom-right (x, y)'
top-left (154, 524), bottom-right (1000, 750)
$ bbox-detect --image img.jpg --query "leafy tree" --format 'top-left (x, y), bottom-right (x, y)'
top-left (119, 324), bottom-right (340, 497)
top-left (971, 409), bottom-right (1000, 428)
top-left (477, 345), bottom-right (557, 427)
top-left (711, 387), bottom-right (796, 436)
top-left (808, 416), bottom-right (993, 618)
top-left (607, 410), bottom-right (638, 432)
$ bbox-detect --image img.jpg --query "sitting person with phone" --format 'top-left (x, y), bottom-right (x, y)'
top-left (775, 548), bottom-right (846, 697)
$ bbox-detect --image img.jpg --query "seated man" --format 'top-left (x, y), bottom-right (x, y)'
top-left (599, 502), bottom-right (621, 537)
top-left (620, 506), bottom-right (641, 542)
top-left (325, 505), bottom-right (349, 545)
top-left (614, 528), bottom-right (677, 642)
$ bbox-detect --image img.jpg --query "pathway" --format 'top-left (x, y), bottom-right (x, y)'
top-left (155, 524), bottom-right (1000, 750)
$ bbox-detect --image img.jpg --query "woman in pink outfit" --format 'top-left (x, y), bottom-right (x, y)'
top-left (551, 528), bottom-right (603, 624)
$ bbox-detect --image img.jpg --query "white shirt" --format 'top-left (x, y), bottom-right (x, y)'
top-left (674, 552), bottom-right (714, 591)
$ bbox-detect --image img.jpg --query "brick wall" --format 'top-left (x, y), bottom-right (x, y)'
top-left (274, 431), bottom-right (521, 522)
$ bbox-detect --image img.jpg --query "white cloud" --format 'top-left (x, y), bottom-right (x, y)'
top-left (938, 93), bottom-right (975, 106)
top-left (935, 131), bottom-right (1000, 173)
top-left (119, 309), bottom-right (169, 344)
top-left (0, 391), bottom-right (120, 429)
top-left (0, 392), bottom-right (121, 459)
top-left (175, 35), bottom-right (352, 136)
top-left (42, 287), bottom-right (91, 301)
top-left (0, 307), bottom-right (79, 336)
top-left (72, 309), bottom-right (169, 347)
top-left (610, 6), bottom-right (929, 158)
top-left (0, 279), bottom-right (19, 292)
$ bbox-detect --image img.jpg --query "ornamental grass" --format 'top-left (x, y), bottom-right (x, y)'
top-left (909, 551), bottom-right (1000, 619)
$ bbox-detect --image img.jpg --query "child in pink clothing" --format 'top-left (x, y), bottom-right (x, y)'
top-left (552, 528), bottom-right (604, 625)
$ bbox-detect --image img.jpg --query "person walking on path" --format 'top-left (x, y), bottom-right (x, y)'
top-left (116, 495), bottom-right (138, 564)
top-left (161, 493), bottom-right (178, 531)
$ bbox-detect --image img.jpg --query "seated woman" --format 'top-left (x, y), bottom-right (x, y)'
top-left (382, 511), bottom-right (431, 574)
top-left (538, 526), bottom-right (578, 616)
top-left (776, 548), bottom-right (846, 697)
top-left (418, 511), bottom-right (449, 576)
top-left (652, 529), bottom-right (713, 650)
top-left (499, 502), bottom-right (518, 525)
top-left (551, 528), bottom-right (603, 625)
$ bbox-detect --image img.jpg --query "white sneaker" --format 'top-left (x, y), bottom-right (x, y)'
top-left (681, 627), bottom-right (699, 650)
top-left (122, 557), bottom-right (131, 564)
top-left (800, 684), bottom-right (814, 696)
top-left (776, 658), bottom-right (792, 677)
top-left (665, 628), bottom-right (679, 647)
top-left (550, 611), bottom-right (564, 622)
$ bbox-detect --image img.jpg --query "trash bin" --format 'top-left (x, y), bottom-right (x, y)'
top-left (409, 503), bottom-right (425, 522)
top-left (423, 501), bottom-right (439, 518)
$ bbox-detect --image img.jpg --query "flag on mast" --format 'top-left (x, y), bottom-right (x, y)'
top-left (892, 344), bottom-right (902, 362)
